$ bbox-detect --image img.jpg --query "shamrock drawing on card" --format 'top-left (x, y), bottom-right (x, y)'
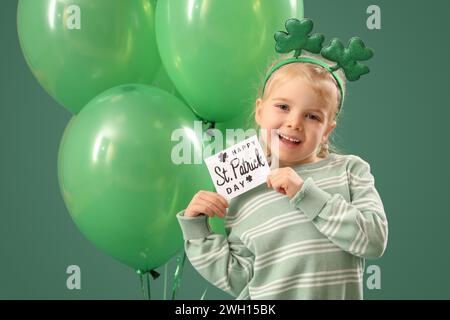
top-left (204, 135), bottom-right (270, 200)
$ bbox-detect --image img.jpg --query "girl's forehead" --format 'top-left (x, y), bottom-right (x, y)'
top-left (268, 77), bottom-right (319, 102)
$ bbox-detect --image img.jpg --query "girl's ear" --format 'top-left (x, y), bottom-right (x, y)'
top-left (255, 98), bottom-right (263, 125)
top-left (322, 120), bottom-right (337, 142)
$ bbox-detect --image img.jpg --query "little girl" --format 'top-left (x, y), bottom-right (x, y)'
top-left (176, 18), bottom-right (388, 299)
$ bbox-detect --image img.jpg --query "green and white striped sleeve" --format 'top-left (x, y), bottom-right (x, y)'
top-left (289, 157), bottom-right (388, 259)
top-left (176, 211), bottom-right (255, 298)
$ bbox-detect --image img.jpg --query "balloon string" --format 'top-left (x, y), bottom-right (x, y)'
top-left (200, 288), bottom-right (208, 300)
top-left (137, 269), bottom-right (160, 300)
top-left (146, 272), bottom-right (151, 300)
top-left (163, 263), bottom-right (168, 300)
top-left (137, 271), bottom-right (147, 300)
top-left (171, 250), bottom-right (187, 300)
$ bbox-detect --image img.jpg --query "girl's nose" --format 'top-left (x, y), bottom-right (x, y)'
top-left (286, 115), bottom-right (303, 131)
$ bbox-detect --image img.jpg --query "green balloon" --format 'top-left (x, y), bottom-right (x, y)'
top-left (151, 64), bottom-right (187, 105)
top-left (18, 0), bottom-right (161, 114)
top-left (58, 84), bottom-right (211, 271)
top-left (215, 107), bottom-right (256, 147)
top-left (155, 0), bottom-right (304, 122)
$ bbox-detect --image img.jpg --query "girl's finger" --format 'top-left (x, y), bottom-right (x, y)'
top-left (269, 175), bottom-right (283, 187)
top-left (266, 175), bottom-right (272, 188)
top-left (191, 204), bottom-right (215, 217)
top-left (269, 176), bottom-right (287, 194)
top-left (202, 190), bottom-right (229, 208)
top-left (208, 194), bottom-right (228, 211)
top-left (198, 196), bottom-right (226, 217)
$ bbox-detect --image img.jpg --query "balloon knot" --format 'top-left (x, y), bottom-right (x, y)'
top-left (149, 269), bottom-right (161, 280)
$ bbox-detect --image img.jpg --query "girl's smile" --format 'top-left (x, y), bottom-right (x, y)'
top-left (277, 130), bottom-right (302, 148)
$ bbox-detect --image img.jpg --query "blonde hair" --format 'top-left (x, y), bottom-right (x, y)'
top-left (247, 53), bottom-right (347, 158)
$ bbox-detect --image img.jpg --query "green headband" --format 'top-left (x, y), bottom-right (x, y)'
top-left (262, 18), bottom-right (374, 113)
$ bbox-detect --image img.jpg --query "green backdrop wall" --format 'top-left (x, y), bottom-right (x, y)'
top-left (1, 0), bottom-right (449, 299)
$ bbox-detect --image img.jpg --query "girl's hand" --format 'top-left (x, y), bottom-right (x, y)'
top-left (184, 190), bottom-right (229, 218)
top-left (267, 167), bottom-right (304, 199)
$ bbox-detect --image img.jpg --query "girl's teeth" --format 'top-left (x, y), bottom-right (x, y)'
top-left (279, 133), bottom-right (300, 143)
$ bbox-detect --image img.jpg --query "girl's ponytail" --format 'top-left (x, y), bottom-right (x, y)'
top-left (317, 141), bottom-right (330, 158)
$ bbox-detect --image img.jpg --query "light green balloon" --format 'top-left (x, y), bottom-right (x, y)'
top-left (155, 0), bottom-right (304, 122)
top-left (58, 84), bottom-right (212, 271)
top-left (151, 64), bottom-right (188, 105)
top-left (17, 0), bottom-right (161, 114)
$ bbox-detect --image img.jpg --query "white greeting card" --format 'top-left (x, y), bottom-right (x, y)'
top-left (204, 135), bottom-right (270, 200)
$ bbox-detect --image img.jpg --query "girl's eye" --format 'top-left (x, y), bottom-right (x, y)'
top-left (306, 113), bottom-right (320, 121)
top-left (276, 104), bottom-right (289, 111)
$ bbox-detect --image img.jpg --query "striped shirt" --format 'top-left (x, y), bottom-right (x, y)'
top-left (176, 153), bottom-right (388, 300)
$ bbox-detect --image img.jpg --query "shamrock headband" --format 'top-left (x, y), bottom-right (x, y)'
top-left (262, 18), bottom-right (374, 112)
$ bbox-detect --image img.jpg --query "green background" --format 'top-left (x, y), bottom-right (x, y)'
top-left (1, 0), bottom-right (449, 299)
